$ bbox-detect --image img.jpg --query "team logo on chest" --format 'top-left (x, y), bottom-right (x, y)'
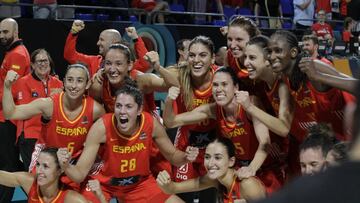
top-left (139, 132), bottom-right (147, 140)
top-left (31, 91), bottom-right (39, 98)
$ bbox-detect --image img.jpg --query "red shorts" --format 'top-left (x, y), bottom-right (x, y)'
top-left (173, 127), bottom-right (211, 182)
top-left (81, 174), bottom-right (170, 203)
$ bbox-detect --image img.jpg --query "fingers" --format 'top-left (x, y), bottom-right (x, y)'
top-left (168, 86), bottom-right (180, 100)
top-left (71, 20), bottom-right (85, 34)
top-left (236, 167), bottom-right (256, 180)
top-left (5, 70), bottom-right (19, 87)
top-left (56, 148), bottom-right (72, 167)
top-left (156, 170), bottom-right (171, 186)
top-left (87, 179), bottom-right (101, 191)
top-left (125, 27), bottom-right (138, 39)
top-left (144, 51), bottom-right (159, 64)
top-left (185, 146), bottom-right (199, 162)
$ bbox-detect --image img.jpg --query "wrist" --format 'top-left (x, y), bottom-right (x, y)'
top-left (132, 37), bottom-right (139, 42)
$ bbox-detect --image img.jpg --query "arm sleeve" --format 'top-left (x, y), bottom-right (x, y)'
top-left (132, 37), bottom-right (150, 72)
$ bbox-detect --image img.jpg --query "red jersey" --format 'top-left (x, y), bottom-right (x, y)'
top-left (63, 33), bottom-right (150, 77)
top-left (100, 112), bottom-right (153, 179)
top-left (227, 50), bottom-right (249, 79)
top-left (223, 177), bottom-right (242, 203)
top-left (0, 40), bottom-right (31, 122)
top-left (309, 86), bottom-right (354, 141)
top-left (284, 78), bottom-right (318, 142)
top-left (343, 31), bottom-right (352, 43)
top-left (28, 181), bottom-right (69, 203)
top-left (39, 92), bottom-right (94, 156)
top-left (131, 0), bottom-right (156, 11)
top-left (12, 72), bottom-right (63, 140)
top-left (102, 70), bottom-right (156, 114)
top-left (316, 0), bottom-right (331, 13)
top-left (176, 66), bottom-right (217, 132)
top-left (312, 23), bottom-right (334, 38)
top-left (216, 105), bottom-right (258, 161)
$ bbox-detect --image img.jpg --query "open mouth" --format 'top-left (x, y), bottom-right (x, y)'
top-left (119, 118), bottom-right (129, 124)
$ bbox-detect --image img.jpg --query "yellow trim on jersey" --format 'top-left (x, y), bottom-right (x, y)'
top-left (194, 68), bottom-right (214, 96)
top-left (235, 58), bottom-right (248, 74)
top-left (112, 113), bottom-right (145, 141)
top-left (37, 185), bottom-right (64, 203)
top-left (220, 104), bottom-right (241, 129)
top-left (59, 92), bottom-right (87, 124)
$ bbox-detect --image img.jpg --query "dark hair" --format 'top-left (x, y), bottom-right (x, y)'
top-left (229, 16), bottom-right (261, 38)
top-left (176, 39), bottom-right (191, 51)
top-left (189, 35), bottom-right (215, 55)
top-left (302, 34), bottom-right (319, 45)
top-left (214, 66), bottom-right (239, 87)
top-left (271, 30), bottom-right (307, 90)
top-left (65, 63), bottom-right (90, 82)
top-left (344, 17), bottom-right (354, 30)
top-left (115, 79), bottom-right (143, 108)
top-left (247, 35), bottom-right (270, 59)
top-left (107, 43), bottom-right (132, 63)
top-left (211, 137), bottom-right (236, 159)
top-left (300, 131), bottom-right (335, 157)
top-left (40, 147), bottom-right (60, 169)
top-left (31, 48), bottom-right (56, 75)
top-left (329, 142), bottom-right (349, 164)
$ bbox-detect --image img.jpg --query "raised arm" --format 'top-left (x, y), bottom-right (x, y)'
top-left (136, 73), bottom-right (169, 94)
top-left (163, 86), bottom-right (216, 128)
top-left (236, 87), bottom-right (294, 137)
top-left (152, 118), bottom-right (199, 167)
top-left (125, 27), bottom-right (150, 72)
top-left (0, 171), bottom-right (33, 194)
top-left (156, 170), bottom-right (217, 194)
top-left (3, 70), bottom-right (53, 120)
top-left (57, 118), bottom-right (106, 183)
top-left (299, 58), bottom-right (357, 94)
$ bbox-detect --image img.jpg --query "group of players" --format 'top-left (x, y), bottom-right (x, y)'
top-left (0, 14), bottom-right (356, 203)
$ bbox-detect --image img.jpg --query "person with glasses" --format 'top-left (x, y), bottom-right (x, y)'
top-left (10, 49), bottom-right (63, 172)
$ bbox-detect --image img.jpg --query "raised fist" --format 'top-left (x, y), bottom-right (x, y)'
top-left (71, 20), bottom-right (85, 34)
top-left (4, 70), bottom-right (19, 88)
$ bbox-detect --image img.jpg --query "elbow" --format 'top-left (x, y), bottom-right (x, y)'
top-left (164, 120), bottom-right (176, 129)
top-left (278, 127), bottom-right (290, 138)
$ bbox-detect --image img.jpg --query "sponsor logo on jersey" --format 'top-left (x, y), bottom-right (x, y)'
top-left (112, 143), bottom-right (146, 154)
top-left (178, 163), bottom-right (188, 173)
top-left (56, 126), bottom-right (87, 136)
top-left (11, 64), bottom-right (20, 70)
top-left (31, 91), bottom-right (39, 98)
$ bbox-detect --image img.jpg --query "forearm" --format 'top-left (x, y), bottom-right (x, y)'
top-left (2, 84), bottom-right (16, 119)
top-left (314, 60), bottom-right (348, 78)
top-left (246, 104), bottom-right (289, 137)
top-left (133, 37), bottom-right (150, 72)
top-left (314, 73), bottom-right (357, 94)
top-left (156, 66), bottom-right (180, 88)
top-left (64, 32), bottom-right (78, 63)
top-left (169, 149), bottom-right (189, 167)
top-left (249, 147), bottom-right (268, 172)
top-left (63, 165), bottom-right (88, 183)
top-left (163, 98), bottom-right (177, 128)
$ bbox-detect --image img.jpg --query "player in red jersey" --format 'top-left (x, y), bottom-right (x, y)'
top-left (90, 44), bottom-right (176, 177)
top-left (157, 137), bottom-right (266, 203)
top-left (57, 84), bottom-right (199, 203)
top-left (11, 49), bottom-right (63, 170)
top-left (2, 64), bottom-right (105, 171)
top-left (0, 147), bottom-right (87, 203)
top-left (165, 67), bottom-right (270, 184)
top-left (162, 36), bottom-right (219, 191)
top-left (64, 20), bottom-right (149, 76)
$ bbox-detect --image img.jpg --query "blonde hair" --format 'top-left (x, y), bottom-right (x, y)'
top-left (178, 62), bottom-right (194, 110)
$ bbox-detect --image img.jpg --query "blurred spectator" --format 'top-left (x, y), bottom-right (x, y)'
top-left (311, 9), bottom-right (334, 42)
top-left (187, 0), bottom-right (207, 22)
top-left (316, 0), bottom-right (331, 20)
top-left (343, 17), bottom-right (355, 43)
top-left (215, 46), bottom-right (227, 66)
top-left (57, 0), bottom-right (74, 19)
top-left (331, 0), bottom-right (349, 20)
top-left (347, 0), bottom-right (360, 21)
top-left (254, 0), bottom-right (282, 29)
top-left (302, 35), bottom-right (332, 63)
top-left (132, 0), bottom-right (169, 23)
top-left (326, 141), bottom-right (349, 167)
top-left (33, 0), bottom-right (57, 19)
top-left (176, 38), bottom-right (190, 64)
top-left (96, 0), bottom-right (129, 21)
top-left (0, 0), bottom-right (21, 18)
top-left (294, 0), bottom-right (315, 29)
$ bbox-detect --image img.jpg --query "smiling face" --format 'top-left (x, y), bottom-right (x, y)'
top-left (97, 31), bottom-right (116, 56)
top-left (227, 26), bottom-right (250, 59)
top-left (36, 152), bottom-right (61, 187)
top-left (268, 36), bottom-right (293, 74)
top-left (104, 48), bottom-right (130, 86)
top-left (63, 67), bottom-right (89, 100)
top-left (188, 42), bottom-right (212, 78)
top-left (205, 141), bottom-right (235, 179)
top-left (32, 51), bottom-right (51, 80)
top-left (114, 93), bottom-right (142, 135)
top-left (212, 72), bottom-right (237, 107)
top-left (244, 44), bottom-right (270, 80)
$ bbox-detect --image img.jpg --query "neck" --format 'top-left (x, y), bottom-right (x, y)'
top-left (223, 99), bottom-right (239, 121)
top-left (285, 60), bottom-right (297, 77)
top-left (262, 67), bottom-right (277, 87)
top-left (312, 51), bottom-right (318, 59)
top-left (217, 169), bottom-right (236, 191)
top-left (35, 72), bottom-right (49, 83)
top-left (39, 181), bottom-right (59, 201)
top-left (192, 70), bottom-right (212, 90)
top-left (63, 94), bottom-right (83, 111)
